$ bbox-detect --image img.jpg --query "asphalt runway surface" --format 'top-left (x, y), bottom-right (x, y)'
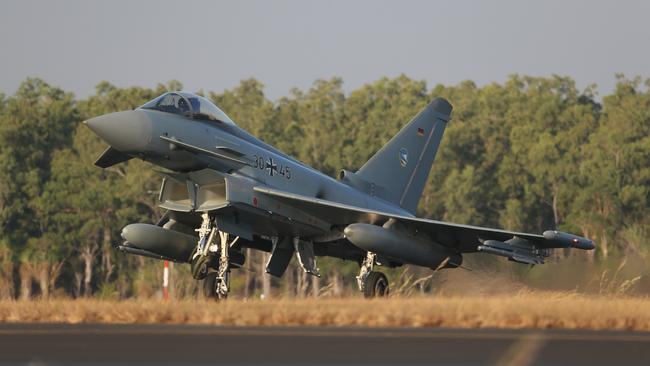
top-left (0, 323), bottom-right (649, 365)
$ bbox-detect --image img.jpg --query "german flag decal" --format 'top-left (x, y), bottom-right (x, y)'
top-left (417, 127), bottom-right (425, 136)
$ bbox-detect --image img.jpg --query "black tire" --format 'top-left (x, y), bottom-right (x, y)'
top-left (203, 272), bottom-right (229, 300)
top-left (202, 272), bottom-right (219, 300)
top-left (363, 271), bottom-right (389, 298)
top-left (191, 255), bottom-right (209, 280)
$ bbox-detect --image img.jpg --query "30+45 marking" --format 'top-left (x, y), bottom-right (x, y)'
top-left (253, 155), bottom-right (291, 179)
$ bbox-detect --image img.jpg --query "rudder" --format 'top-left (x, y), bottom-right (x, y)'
top-left (355, 98), bottom-right (452, 214)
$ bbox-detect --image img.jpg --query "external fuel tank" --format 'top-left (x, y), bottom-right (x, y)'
top-left (344, 223), bottom-right (461, 269)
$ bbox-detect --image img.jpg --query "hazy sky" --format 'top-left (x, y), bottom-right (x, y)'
top-left (1, 0), bottom-right (649, 100)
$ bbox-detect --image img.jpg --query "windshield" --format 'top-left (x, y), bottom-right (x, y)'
top-left (139, 92), bottom-right (235, 125)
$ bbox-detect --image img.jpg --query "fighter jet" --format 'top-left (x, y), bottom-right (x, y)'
top-left (85, 91), bottom-right (595, 299)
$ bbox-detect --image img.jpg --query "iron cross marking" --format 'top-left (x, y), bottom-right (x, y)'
top-left (265, 157), bottom-right (278, 176)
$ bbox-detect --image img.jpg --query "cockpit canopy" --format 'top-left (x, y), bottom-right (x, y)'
top-left (139, 92), bottom-right (235, 125)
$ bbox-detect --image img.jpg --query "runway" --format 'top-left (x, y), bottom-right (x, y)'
top-left (0, 323), bottom-right (648, 365)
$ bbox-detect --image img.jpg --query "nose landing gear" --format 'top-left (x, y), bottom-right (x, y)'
top-left (191, 213), bottom-right (236, 300)
top-left (202, 271), bottom-right (229, 300)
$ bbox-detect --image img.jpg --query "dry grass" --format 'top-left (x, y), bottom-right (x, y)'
top-left (1, 292), bottom-right (649, 331)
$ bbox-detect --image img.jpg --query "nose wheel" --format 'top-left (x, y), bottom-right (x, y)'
top-left (192, 213), bottom-right (236, 300)
top-left (203, 271), bottom-right (229, 300)
top-left (191, 254), bottom-right (210, 280)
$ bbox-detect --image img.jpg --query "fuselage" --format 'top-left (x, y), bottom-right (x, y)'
top-left (154, 110), bottom-right (412, 215)
top-left (86, 105), bottom-right (414, 231)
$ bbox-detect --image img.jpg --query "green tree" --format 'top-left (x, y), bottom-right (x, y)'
top-left (572, 75), bottom-right (650, 258)
top-left (209, 79), bottom-right (274, 139)
top-left (0, 78), bottom-right (77, 298)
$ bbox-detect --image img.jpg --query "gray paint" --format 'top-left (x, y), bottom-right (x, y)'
top-left (86, 91), bottom-right (594, 275)
top-left (344, 223), bottom-right (461, 269)
top-left (121, 223), bottom-right (196, 261)
top-left (356, 98), bottom-right (451, 213)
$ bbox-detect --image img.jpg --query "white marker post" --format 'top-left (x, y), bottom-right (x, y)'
top-left (163, 260), bottom-right (169, 300)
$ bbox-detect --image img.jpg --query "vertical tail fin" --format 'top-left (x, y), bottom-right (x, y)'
top-left (355, 98), bottom-right (452, 214)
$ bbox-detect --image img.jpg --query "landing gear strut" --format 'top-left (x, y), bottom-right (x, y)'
top-left (191, 214), bottom-right (213, 280)
top-left (357, 252), bottom-right (389, 298)
top-left (202, 270), bottom-right (229, 300)
top-left (191, 213), bottom-right (236, 300)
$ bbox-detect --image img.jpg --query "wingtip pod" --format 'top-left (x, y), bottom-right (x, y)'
top-left (543, 230), bottom-right (595, 250)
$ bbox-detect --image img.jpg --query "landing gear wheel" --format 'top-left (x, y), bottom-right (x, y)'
top-left (203, 272), bottom-right (218, 299)
top-left (363, 271), bottom-right (389, 298)
top-left (203, 272), bottom-right (227, 300)
top-left (191, 255), bottom-right (209, 280)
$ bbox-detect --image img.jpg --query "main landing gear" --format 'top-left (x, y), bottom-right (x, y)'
top-left (356, 252), bottom-right (389, 298)
top-left (191, 214), bottom-right (389, 299)
top-left (191, 213), bottom-right (237, 300)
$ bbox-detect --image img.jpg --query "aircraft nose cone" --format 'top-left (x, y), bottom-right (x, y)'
top-left (85, 110), bottom-right (152, 152)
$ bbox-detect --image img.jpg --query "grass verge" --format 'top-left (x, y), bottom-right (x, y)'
top-left (1, 292), bottom-right (649, 331)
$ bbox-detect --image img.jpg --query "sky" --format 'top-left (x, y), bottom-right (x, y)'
top-left (1, 0), bottom-right (649, 100)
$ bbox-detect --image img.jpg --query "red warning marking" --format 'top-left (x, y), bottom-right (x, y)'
top-left (417, 127), bottom-right (425, 136)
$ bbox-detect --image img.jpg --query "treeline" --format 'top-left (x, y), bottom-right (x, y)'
top-left (0, 75), bottom-right (648, 299)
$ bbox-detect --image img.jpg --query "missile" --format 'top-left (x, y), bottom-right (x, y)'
top-left (477, 239), bottom-right (546, 265)
top-left (121, 223), bottom-right (197, 262)
top-left (543, 230), bottom-right (595, 250)
top-left (344, 223), bottom-right (461, 269)
top-left (117, 244), bottom-right (180, 262)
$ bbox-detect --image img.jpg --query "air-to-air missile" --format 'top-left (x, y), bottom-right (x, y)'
top-left (476, 230), bottom-right (594, 265)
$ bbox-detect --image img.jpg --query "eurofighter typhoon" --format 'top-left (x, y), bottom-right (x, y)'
top-left (85, 91), bottom-right (595, 298)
